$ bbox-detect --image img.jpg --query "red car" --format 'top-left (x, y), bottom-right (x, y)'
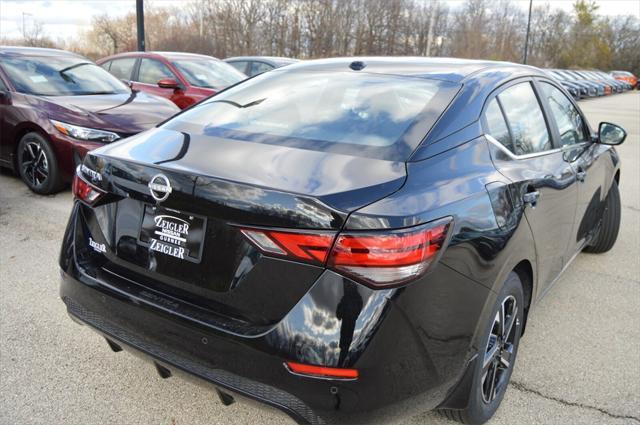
top-left (0, 46), bottom-right (178, 194)
top-left (97, 52), bottom-right (246, 109)
top-left (610, 70), bottom-right (638, 89)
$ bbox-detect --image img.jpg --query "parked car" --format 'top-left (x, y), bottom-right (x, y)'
top-left (610, 70), bottom-right (638, 89)
top-left (60, 57), bottom-right (625, 425)
top-left (582, 70), bottom-right (622, 93)
top-left (0, 46), bottom-right (179, 194)
top-left (594, 70), bottom-right (629, 92)
top-left (224, 56), bottom-right (299, 77)
top-left (561, 69), bottom-right (607, 96)
top-left (575, 70), bottom-right (615, 94)
top-left (97, 52), bottom-right (246, 109)
top-left (549, 69), bottom-right (597, 98)
top-left (593, 70), bottom-right (631, 91)
top-left (545, 69), bottom-right (585, 99)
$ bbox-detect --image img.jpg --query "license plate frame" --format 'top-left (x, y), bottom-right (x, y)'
top-left (138, 205), bottom-right (206, 263)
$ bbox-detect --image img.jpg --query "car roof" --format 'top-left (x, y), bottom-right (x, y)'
top-left (0, 46), bottom-right (86, 59)
top-left (273, 57), bottom-right (545, 84)
top-left (98, 51), bottom-right (222, 62)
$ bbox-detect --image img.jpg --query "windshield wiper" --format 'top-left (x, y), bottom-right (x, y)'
top-left (58, 62), bottom-right (92, 74)
top-left (81, 91), bottom-right (118, 95)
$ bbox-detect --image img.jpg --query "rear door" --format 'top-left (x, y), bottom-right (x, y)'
top-left (483, 80), bottom-right (578, 295)
top-left (132, 58), bottom-right (180, 102)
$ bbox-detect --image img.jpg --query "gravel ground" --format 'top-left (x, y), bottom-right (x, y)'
top-left (0, 91), bottom-right (638, 425)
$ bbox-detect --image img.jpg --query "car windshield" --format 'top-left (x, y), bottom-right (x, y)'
top-left (172, 58), bottom-right (245, 89)
top-left (1, 55), bottom-right (129, 96)
top-left (550, 71), bottom-right (566, 81)
top-left (162, 70), bottom-right (460, 161)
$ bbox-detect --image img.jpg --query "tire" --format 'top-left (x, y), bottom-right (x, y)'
top-left (439, 272), bottom-right (524, 424)
top-left (16, 132), bottom-right (65, 195)
top-left (584, 181), bottom-right (621, 254)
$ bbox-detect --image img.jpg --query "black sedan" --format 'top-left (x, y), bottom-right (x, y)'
top-left (59, 58), bottom-right (625, 424)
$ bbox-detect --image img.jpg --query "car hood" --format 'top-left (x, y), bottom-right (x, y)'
top-left (34, 91), bottom-right (179, 135)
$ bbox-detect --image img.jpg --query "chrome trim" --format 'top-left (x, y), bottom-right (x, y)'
top-left (484, 134), bottom-right (590, 161)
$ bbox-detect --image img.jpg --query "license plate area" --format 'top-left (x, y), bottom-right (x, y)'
top-left (138, 205), bottom-right (206, 263)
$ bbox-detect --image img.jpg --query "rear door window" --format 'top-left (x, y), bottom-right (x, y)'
top-left (227, 61), bottom-right (249, 74)
top-left (497, 82), bottom-right (552, 155)
top-left (137, 58), bottom-right (176, 85)
top-left (249, 61), bottom-right (274, 76)
top-left (484, 98), bottom-right (512, 151)
top-left (109, 58), bottom-right (136, 80)
top-left (540, 82), bottom-right (586, 146)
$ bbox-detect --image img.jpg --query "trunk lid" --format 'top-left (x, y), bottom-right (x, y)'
top-left (79, 128), bottom-right (405, 327)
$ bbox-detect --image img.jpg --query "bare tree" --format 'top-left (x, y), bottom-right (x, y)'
top-left (4, 0), bottom-right (638, 75)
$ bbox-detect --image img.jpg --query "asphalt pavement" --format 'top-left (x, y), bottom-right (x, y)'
top-left (0, 91), bottom-right (638, 425)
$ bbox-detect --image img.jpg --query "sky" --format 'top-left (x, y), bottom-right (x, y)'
top-left (1, 0), bottom-right (639, 42)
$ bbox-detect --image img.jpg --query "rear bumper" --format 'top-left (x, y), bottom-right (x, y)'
top-left (59, 204), bottom-right (493, 424)
top-left (61, 289), bottom-right (319, 424)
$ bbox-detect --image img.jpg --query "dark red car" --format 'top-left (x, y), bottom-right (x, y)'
top-left (0, 46), bottom-right (179, 194)
top-left (97, 52), bottom-right (246, 109)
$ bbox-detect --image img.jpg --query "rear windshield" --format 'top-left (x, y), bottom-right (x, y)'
top-left (1, 55), bottom-right (129, 96)
top-left (162, 70), bottom-right (460, 161)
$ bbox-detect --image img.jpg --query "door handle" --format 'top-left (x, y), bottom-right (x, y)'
top-left (576, 170), bottom-right (587, 182)
top-left (523, 191), bottom-right (540, 208)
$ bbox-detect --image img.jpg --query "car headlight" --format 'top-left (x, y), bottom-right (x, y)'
top-left (51, 120), bottom-right (120, 143)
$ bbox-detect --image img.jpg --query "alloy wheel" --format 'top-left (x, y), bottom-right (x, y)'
top-left (21, 141), bottom-right (49, 188)
top-left (481, 295), bottom-right (519, 404)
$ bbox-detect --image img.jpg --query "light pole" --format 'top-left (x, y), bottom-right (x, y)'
top-left (136, 0), bottom-right (145, 51)
top-left (523, 0), bottom-right (533, 64)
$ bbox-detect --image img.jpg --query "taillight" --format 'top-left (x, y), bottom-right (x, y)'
top-left (241, 217), bottom-right (452, 288)
top-left (240, 228), bottom-right (335, 265)
top-left (327, 218), bottom-right (452, 287)
top-left (72, 168), bottom-right (104, 205)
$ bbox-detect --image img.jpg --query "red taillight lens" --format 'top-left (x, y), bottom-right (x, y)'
top-left (327, 218), bottom-right (452, 287)
top-left (240, 228), bottom-right (335, 265)
top-left (286, 361), bottom-right (359, 379)
top-left (72, 169), bottom-right (104, 205)
top-left (240, 217), bottom-right (451, 287)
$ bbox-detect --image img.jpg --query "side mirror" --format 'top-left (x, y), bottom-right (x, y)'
top-left (157, 78), bottom-right (180, 90)
top-left (597, 122), bottom-right (627, 146)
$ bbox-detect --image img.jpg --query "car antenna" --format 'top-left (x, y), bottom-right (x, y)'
top-left (349, 61), bottom-right (366, 71)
